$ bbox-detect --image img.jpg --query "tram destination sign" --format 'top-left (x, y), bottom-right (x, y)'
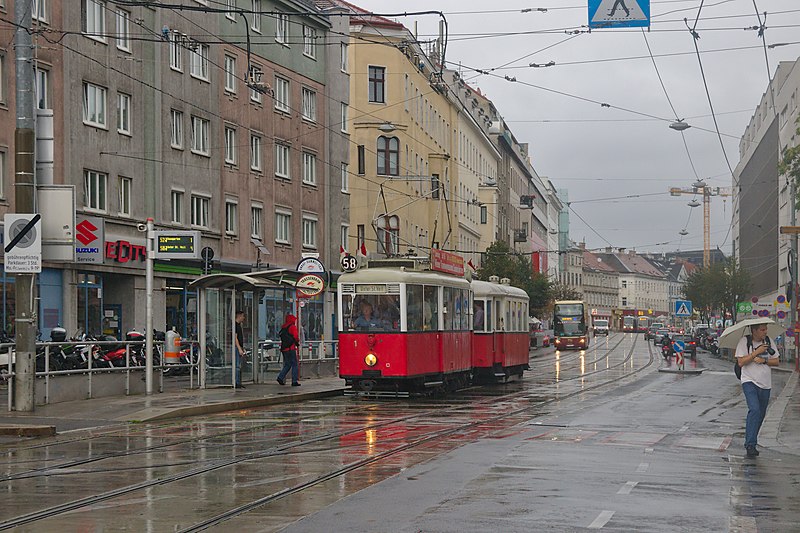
top-left (431, 248), bottom-right (465, 277)
top-left (154, 230), bottom-right (200, 260)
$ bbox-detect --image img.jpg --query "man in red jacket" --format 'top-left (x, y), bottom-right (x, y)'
top-left (277, 313), bottom-right (301, 386)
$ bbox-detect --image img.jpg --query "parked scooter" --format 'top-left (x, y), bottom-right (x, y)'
top-left (707, 335), bottom-right (719, 355)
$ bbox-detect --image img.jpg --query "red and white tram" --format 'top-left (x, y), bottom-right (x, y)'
top-left (471, 278), bottom-right (530, 382)
top-left (337, 254), bottom-right (530, 396)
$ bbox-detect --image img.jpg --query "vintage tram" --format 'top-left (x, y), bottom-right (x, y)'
top-left (337, 252), bottom-right (530, 396)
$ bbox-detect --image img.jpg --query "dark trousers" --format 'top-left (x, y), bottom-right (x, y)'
top-left (235, 347), bottom-right (243, 387)
top-left (277, 349), bottom-right (299, 384)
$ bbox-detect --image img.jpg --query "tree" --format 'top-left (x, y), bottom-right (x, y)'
top-left (550, 282), bottom-right (582, 301)
top-left (682, 258), bottom-right (751, 323)
top-left (780, 115), bottom-right (800, 206)
top-left (721, 257), bottom-right (751, 322)
top-left (475, 240), bottom-right (552, 317)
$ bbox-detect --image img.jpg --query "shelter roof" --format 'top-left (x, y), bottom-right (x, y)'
top-left (189, 269), bottom-right (308, 290)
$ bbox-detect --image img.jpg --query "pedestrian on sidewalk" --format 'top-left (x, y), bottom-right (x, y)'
top-left (277, 313), bottom-right (301, 386)
top-left (235, 310), bottom-right (247, 389)
top-left (736, 323), bottom-right (780, 457)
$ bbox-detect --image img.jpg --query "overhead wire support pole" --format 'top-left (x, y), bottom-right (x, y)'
top-left (13, 0), bottom-right (37, 412)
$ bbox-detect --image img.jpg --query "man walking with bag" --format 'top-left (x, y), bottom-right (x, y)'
top-left (277, 313), bottom-right (301, 386)
top-left (736, 323), bottom-right (780, 457)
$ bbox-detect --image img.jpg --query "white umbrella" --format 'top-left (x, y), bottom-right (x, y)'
top-left (718, 317), bottom-right (784, 350)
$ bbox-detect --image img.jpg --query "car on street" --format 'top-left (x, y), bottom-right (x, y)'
top-left (664, 333), bottom-right (697, 357)
top-left (654, 328), bottom-right (671, 345)
top-left (593, 319), bottom-right (609, 336)
top-left (644, 324), bottom-right (663, 341)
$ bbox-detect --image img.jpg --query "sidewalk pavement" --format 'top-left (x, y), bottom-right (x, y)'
top-left (0, 376), bottom-right (345, 441)
top-left (761, 367), bottom-right (800, 455)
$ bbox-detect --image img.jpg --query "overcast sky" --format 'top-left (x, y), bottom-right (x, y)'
top-left (351, 0), bottom-right (800, 256)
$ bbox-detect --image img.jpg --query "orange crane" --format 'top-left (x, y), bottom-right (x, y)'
top-left (669, 179), bottom-right (732, 267)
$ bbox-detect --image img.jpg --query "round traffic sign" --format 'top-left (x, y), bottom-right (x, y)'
top-left (201, 246), bottom-right (214, 261)
top-left (8, 217), bottom-right (38, 249)
top-left (296, 274), bottom-right (324, 298)
top-left (340, 254), bottom-right (358, 273)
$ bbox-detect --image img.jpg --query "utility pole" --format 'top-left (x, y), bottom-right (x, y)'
top-left (14, 0), bottom-right (37, 411)
top-left (669, 183), bottom-right (733, 267)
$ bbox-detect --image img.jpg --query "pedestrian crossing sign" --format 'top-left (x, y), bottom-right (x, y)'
top-left (675, 300), bottom-right (692, 317)
top-left (588, 0), bottom-right (650, 29)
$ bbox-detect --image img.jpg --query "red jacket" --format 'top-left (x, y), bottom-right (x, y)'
top-left (280, 314), bottom-right (300, 352)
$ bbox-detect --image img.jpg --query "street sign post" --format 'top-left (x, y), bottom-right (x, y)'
top-left (3, 213), bottom-right (42, 273)
top-left (675, 300), bottom-right (692, 317)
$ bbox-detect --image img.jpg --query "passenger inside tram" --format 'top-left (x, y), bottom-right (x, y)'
top-left (345, 294), bottom-right (402, 332)
top-left (473, 301), bottom-right (485, 331)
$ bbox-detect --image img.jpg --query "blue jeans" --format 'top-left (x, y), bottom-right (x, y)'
top-left (277, 349), bottom-right (298, 384)
top-left (742, 381), bottom-right (771, 448)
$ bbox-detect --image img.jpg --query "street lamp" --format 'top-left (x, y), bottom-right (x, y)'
top-left (378, 122), bottom-right (396, 133)
top-left (688, 199), bottom-right (701, 208)
top-left (669, 120), bottom-right (691, 132)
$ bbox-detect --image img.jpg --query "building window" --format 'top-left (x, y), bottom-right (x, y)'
top-left (275, 143), bottom-right (289, 178)
top-left (622, 297), bottom-right (628, 306)
top-left (303, 25), bottom-right (316, 58)
top-left (431, 174), bottom-right (440, 199)
top-left (0, 151), bottom-right (5, 199)
top-left (169, 31), bottom-right (182, 71)
top-left (377, 136), bottom-right (399, 176)
top-left (275, 12), bottom-right (288, 44)
top-left (224, 126), bottom-right (237, 165)
top-left (622, 280), bottom-right (627, 288)
top-left (340, 43), bottom-right (348, 73)
top-left (83, 82), bottom-right (107, 128)
top-left (274, 76), bottom-right (289, 112)
top-left (251, 204), bottom-right (263, 238)
top-left (368, 66), bottom-right (386, 103)
top-left (377, 215), bottom-right (399, 255)
top-left (301, 88), bottom-right (316, 122)
top-left (224, 55), bottom-right (236, 93)
top-left (35, 67), bottom-right (48, 109)
top-left (190, 44), bottom-right (209, 81)
top-left (33, 0), bottom-right (47, 22)
top-left (341, 162), bottom-right (349, 193)
top-left (171, 190), bottom-right (184, 223)
top-left (118, 176), bottom-right (132, 216)
top-left (251, 0), bottom-right (261, 32)
top-left (83, 0), bottom-right (105, 41)
top-left (0, 55), bottom-right (4, 104)
top-left (117, 93), bottom-right (131, 135)
top-left (275, 210), bottom-right (290, 243)
top-left (191, 195), bottom-right (210, 228)
top-left (225, 200), bottom-right (238, 235)
top-left (340, 103), bottom-right (348, 133)
top-left (302, 216), bottom-right (317, 248)
top-left (191, 116), bottom-right (210, 155)
top-left (357, 225), bottom-right (365, 250)
top-left (116, 8), bottom-right (131, 51)
top-left (225, 0), bottom-right (236, 21)
top-left (250, 134), bottom-right (262, 171)
top-left (249, 64), bottom-right (262, 103)
top-left (357, 145), bottom-right (365, 175)
top-left (302, 152), bottom-right (316, 185)
top-left (170, 110), bottom-right (183, 149)
top-left (480, 205), bottom-right (487, 224)
top-left (84, 170), bottom-right (107, 211)
top-left (341, 224), bottom-right (349, 250)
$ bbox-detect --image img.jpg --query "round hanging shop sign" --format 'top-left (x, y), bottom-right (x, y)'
top-left (296, 274), bottom-right (325, 298)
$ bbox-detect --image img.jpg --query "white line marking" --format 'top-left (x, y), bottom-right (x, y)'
top-left (588, 510), bottom-right (615, 529)
top-left (679, 425), bottom-right (689, 432)
top-left (644, 447), bottom-right (654, 454)
top-left (617, 481), bottom-right (638, 494)
top-left (636, 462), bottom-right (649, 473)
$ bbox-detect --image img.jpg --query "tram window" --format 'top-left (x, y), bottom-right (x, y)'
top-left (485, 300), bottom-right (492, 332)
top-left (423, 285), bottom-right (438, 330)
top-left (495, 300), bottom-right (502, 330)
top-left (406, 285), bottom-right (423, 331)
top-left (343, 292), bottom-right (400, 332)
top-left (473, 300), bottom-right (485, 331)
top-left (443, 287), bottom-right (456, 330)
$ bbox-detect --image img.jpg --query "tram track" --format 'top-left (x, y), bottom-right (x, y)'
top-left (0, 332), bottom-right (635, 486)
top-left (0, 333), bottom-right (655, 531)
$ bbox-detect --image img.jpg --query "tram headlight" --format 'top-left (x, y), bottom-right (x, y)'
top-left (364, 353), bottom-right (378, 367)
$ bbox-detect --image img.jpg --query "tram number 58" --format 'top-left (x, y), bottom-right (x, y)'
top-left (341, 254), bottom-right (358, 273)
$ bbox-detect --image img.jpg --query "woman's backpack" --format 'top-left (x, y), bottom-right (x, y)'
top-left (279, 326), bottom-right (296, 350)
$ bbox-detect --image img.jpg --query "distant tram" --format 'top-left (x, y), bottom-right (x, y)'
top-left (553, 300), bottom-right (589, 350)
top-left (337, 253), bottom-right (530, 396)
top-left (622, 315), bottom-right (637, 332)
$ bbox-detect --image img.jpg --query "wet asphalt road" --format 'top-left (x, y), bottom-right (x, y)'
top-left (1, 333), bottom-right (797, 532)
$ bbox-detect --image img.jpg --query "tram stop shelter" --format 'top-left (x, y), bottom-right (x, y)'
top-left (189, 269), bottom-right (311, 388)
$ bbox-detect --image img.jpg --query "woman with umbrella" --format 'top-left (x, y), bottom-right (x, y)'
top-left (720, 318), bottom-right (782, 458)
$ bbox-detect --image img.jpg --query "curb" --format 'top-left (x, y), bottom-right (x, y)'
top-left (0, 424), bottom-right (57, 437)
top-left (760, 370), bottom-right (798, 455)
top-left (124, 388), bottom-right (346, 423)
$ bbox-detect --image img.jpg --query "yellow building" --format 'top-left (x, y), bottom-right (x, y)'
top-left (341, 6), bottom-right (459, 258)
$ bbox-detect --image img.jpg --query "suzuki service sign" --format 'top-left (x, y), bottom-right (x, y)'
top-left (75, 215), bottom-right (104, 264)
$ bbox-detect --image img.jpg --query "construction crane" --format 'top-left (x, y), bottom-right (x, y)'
top-left (669, 179), bottom-right (733, 267)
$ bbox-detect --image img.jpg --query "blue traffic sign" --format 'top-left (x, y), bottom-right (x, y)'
top-left (674, 340), bottom-right (685, 353)
top-left (588, 0), bottom-right (650, 29)
top-left (675, 300), bottom-right (692, 317)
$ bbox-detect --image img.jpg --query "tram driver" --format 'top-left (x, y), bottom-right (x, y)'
top-left (354, 301), bottom-right (383, 331)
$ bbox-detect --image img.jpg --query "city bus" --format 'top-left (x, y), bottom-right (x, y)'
top-left (553, 300), bottom-right (589, 350)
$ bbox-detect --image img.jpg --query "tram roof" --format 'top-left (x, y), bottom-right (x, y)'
top-left (189, 269), bottom-right (308, 290)
top-left (338, 267), bottom-right (470, 287)
top-left (471, 279), bottom-right (529, 300)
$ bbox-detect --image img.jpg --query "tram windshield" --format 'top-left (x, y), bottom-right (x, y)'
top-left (343, 292), bottom-right (401, 332)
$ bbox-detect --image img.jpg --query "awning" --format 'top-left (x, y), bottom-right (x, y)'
top-left (189, 269), bottom-right (308, 290)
